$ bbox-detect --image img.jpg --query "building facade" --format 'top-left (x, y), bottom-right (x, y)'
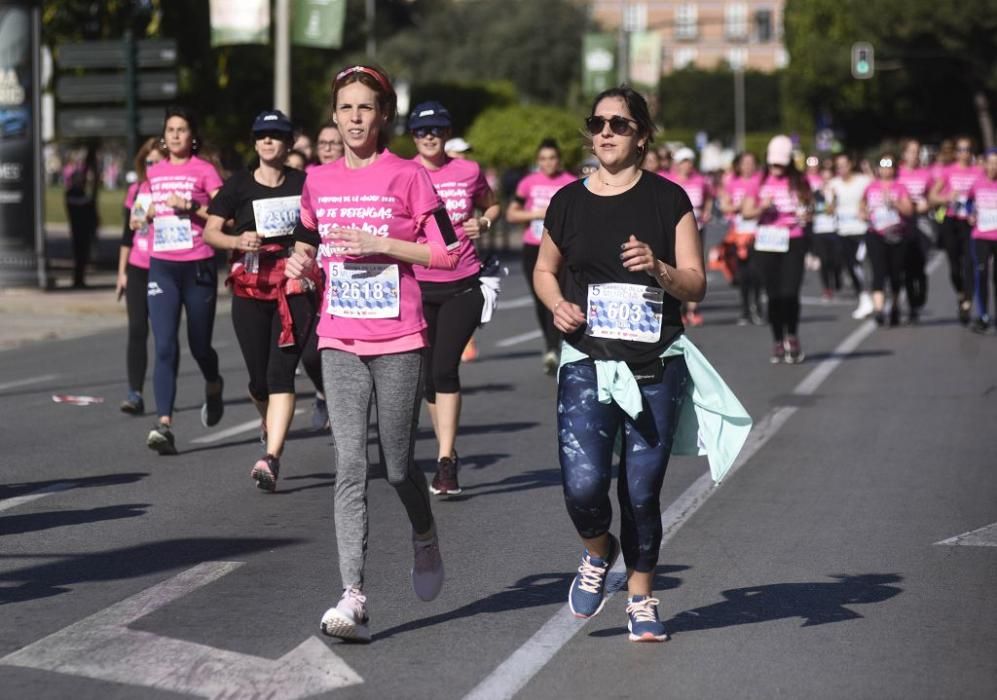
top-left (590, 0), bottom-right (788, 74)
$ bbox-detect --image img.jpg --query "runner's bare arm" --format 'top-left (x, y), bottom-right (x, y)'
top-left (534, 232), bottom-right (585, 333)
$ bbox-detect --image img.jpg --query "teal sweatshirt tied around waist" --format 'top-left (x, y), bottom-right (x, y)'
top-left (558, 335), bottom-right (752, 483)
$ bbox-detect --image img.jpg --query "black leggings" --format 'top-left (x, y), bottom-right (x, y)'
top-left (298, 317), bottom-right (325, 395)
top-left (125, 263), bottom-right (149, 393)
top-left (230, 293), bottom-right (318, 401)
top-left (941, 217), bottom-right (972, 299)
top-left (839, 235), bottom-right (866, 294)
top-left (522, 244), bottom-right (560, 353)
top-left (905, 218), bottom-right (931, 310)
top-left (420, 276), bottom-right (485, 403)
top-left (735, 249), bottom-right (763, 315)
top-left (866, 233), bottom-right (907, 296)
top-left (811, 233), bottom-right (842, 292)
top-left (758, 237), bottom-right (807, 342)
top-left (971, 238), bottom-right (997, 319)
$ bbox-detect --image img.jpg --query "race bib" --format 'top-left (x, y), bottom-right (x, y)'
top-left (253, 196), bottom-right (301, 238)
top-left (734, 215), bottom-right (758, 235)
top-left (813, 213), bottom-right (837, 234)
top-left (978, 208), bottom-right (997, 233)
top-left (326, 262), bottom-right (400, 319)
top-left (755, 225), bottom-right (791, 253)
top-left (586, 283), bottom-right (663, 343)
top-left (871, 207), bottom-right (901, 231)
top-left (955, 196), bottom-right (970, 218)
top-left (152, 216), bottom-right (193, 252)
top-left (529, 219), bottom-right (545, 240)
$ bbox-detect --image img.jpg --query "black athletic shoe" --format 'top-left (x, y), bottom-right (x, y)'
top-left (201, 377), bottom-right (224, 427)
top-left (251, 454), bottom-right (280, 492)
top-left (120, 391), bottom-right (144, 416)
top-left (430, 455), bottom-right (462, 495)
top-left (147, 422), bottom-right (177, 455)
top-left (970, 317), bottom-right (993, 335)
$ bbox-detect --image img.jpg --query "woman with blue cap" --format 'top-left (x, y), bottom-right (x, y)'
top-left (408, 100), bottom-right (500, 496)
top-left (203, 109), bottom-right (322, 491)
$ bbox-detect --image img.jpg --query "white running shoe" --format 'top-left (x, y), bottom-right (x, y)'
top-left (320, 587), bottom-right (371, 643)
top-left (412, 532), bottom-right (444, 602)
top-left (852, 292), bottom-right (875, 320)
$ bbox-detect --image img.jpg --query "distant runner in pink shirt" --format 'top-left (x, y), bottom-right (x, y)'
top-left (117, 138), bottom-right (162, 417)
top-left (929, 136), bottom-right (984, 323)
top-left (286, 64), bottom-right (456, 642)
top-left (860, 153), bottom-right (913, 327)
top-left (718, 152), bottom-right (764, 324)
top-left (968, 149), bottom-right (997, 331)
top-left (665, 147), bottom-right (713, 327)
top-left (897, 138), bottom-right (933, 321)
top-left (506, 139), bottom-right (576, 373)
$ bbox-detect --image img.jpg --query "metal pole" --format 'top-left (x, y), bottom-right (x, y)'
top-left (734, 66), bottom-right (745, 153)
top-left (275, 0), bottom-right (291, 115)
top-left (124, 29), bottom-right (137, 162)
top-left (617, 1), bottom-right (629, 85)
top-left (33, 3), bottom-right (48, 288)
top-left (366, 0), bottom-right (376, 58)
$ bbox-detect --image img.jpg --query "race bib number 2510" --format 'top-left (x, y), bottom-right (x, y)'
top-left (326, 262), bottom-right (400, 319)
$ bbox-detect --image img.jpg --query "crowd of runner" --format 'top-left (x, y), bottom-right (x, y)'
top-left (111, 64), bottom-right (992, 644)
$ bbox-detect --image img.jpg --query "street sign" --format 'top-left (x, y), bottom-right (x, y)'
top-left (57, 106), bottom-right (164, 138)
top-left (55, 71), bottom-right (177, 104)
top-left (56, 39), bottom-right (177, 70)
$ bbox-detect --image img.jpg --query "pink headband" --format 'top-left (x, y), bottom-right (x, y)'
top-left (334, 65), bottom-right (391, 93)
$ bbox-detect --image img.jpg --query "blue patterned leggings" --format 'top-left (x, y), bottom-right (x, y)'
top-left (557, 357), bottom-right (689, 573)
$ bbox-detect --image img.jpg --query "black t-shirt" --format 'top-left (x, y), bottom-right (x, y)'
top-left (544, 173), bottom-right (693, 364)
top-left (207, 166), bottom-right (305, 250)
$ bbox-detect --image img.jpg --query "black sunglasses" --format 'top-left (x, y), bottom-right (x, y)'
top-left (585, 115), bottom-right (637, 136)
top-left (412, 126), bottom-right (447, 139)
top-left (255, 130), bottom-right (288, 142)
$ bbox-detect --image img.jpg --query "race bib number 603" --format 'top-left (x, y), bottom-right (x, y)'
top-left (326, 262), bottom-right (400, 319)
top-left (586, 283), bottom-right (664, 343)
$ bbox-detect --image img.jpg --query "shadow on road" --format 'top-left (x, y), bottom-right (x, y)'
top-left (590, 573), bottom-right (903, 639)
top-left (0, 537), bottom-right (301, 606)
top-left (0, 503), bottom-right (150, 536)
top-left (441, 467), bottom-right (560, 501)
top-left (0, 473), bottom-right (148, 502)
top-left (372, 565), bottom-right (689, 642)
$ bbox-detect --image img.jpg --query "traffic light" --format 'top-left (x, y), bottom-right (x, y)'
top-left (851, 42), bottom-right (874, 80)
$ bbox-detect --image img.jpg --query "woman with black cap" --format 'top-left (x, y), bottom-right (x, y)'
top-left (408, 100), bottom-right (500, 496)
top-left (203, 109), bottom-right (321, 491)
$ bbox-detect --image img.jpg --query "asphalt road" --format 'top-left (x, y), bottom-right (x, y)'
top-left (1, 251), bottom-right (995, 699)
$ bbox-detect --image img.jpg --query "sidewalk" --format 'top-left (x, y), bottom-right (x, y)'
top-left (0, 272), bottom-right (129, 350)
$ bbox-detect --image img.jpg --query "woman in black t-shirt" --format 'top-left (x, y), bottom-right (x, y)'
top-left (203, 110), bottom-right (321, 492)
top-left (533, 87), bottom-right (706, 643)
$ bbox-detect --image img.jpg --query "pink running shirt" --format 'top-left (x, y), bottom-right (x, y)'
top-left (147, 156), bottom-right (224, 262)
top-left (940, 164), bottom-right (984, 219)
top-left (745, 175), bottom-right (805, 239)
top-left (864, 180), bottom-right (909, 235)
top-left (970, 176), bottom-right (997, 241)
top-left (666, 171), bottom-right (712, 227)
top-left (515, 171), bottom-right (576, 246)
top-left (299, 151), bottom-right (453, 345)
top-left (126, 181), bottom-right (153, 269)
top-left (413, 157), bottom-right (490, 283)
top-left (896, 166), bottom-right (933, 207)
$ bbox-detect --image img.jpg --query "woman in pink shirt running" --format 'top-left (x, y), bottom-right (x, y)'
top-left (968, 149), bottom-right (997, 333)
top-left (407, 100), bottom-right (500, 496)
top-left (286, 64), bottom-right (459, 642)
top-left (860, 153), bottom-right (913, 326)
top-left (506, 140), bottom-right (576, 374)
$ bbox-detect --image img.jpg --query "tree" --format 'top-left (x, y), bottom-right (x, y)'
top-left (466, 104), bottom-right (585, 170)
top-left (378, 0), bottom-right (588, 106)
top-left (782, 0), bottom-right (997, 148)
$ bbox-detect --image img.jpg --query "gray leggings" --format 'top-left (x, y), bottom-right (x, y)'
top-left (321, 348), bottom-right (434, 590)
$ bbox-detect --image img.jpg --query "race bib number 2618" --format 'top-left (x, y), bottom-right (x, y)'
top-left (326, 262), bottom-right (400, 319)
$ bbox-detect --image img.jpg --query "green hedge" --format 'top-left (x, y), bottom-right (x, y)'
top-left (466, 104), bottom-right (586, 170)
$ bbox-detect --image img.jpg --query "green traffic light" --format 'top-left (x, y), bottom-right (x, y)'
top-left (857, 60), bottom-right (869, 74)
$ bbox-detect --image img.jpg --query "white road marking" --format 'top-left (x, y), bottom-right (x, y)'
top-left (936, 523), bottom-right (997, 547)
top-left (0, 374), bottom-right (59, 393)
top-left (464, 318), bottom-right (884, 700)
top-left (495, 329), bottom-right (543, 348)
top-left (0, 561), bottom-right (363, 699)
top-left (800, 295), bottom-right (858, 307)
top-left (0, 482), bottom-right (74, 513)
top-left (190, 408), bottom-right (305, 444)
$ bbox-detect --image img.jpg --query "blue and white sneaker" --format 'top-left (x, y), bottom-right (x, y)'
top-left (626, 595), bottom-right (668, 642)
top-left (568, 534), bottom-right (619, 618)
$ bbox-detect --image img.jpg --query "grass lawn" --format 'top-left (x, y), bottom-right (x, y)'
top-left (45, 185), bottom-right (126, 229)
